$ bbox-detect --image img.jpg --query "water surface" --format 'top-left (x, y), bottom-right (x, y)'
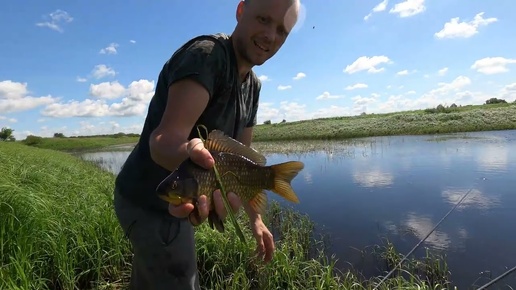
top-left (80, 130), bottom-right (516, 289)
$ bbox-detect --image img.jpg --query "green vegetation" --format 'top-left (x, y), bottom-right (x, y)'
top-left (253, 102), bottom-right (516, 142)
top-left (11, 102), bottom-right (515, 152)
top-left (21, 133), bottom-right (140, 152)
top-left (1, 141), bottom-right (454, 289)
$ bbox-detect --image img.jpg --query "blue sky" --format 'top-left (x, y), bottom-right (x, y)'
top-left (1, 0), bottom-right (515, 139)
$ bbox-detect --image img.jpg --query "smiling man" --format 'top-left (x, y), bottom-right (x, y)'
top-left (113, 0), bottom-right (300, 289)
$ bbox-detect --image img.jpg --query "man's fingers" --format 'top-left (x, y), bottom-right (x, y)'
top-left (227, 192), bottom-right (242, 214)
top-left (264, 233), bottom-right (275, 263)
top-left (187, 138), bottom-right (214, 169)
top-left (213, 190), bottom-right (227, 220)
top-left (168, 203), bottom-right (194, 219)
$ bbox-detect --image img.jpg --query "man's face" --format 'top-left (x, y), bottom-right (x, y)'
top-left (233, 0), bottom-right (299, 66)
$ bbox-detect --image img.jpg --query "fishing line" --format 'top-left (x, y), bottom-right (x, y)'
top-left (476, 265), bottom-right (516, 289)
top-left (373, 187), bottom-right (474, 289)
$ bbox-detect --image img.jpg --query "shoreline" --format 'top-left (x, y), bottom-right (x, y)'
top-left (12, 102), bottom-right (516, 152)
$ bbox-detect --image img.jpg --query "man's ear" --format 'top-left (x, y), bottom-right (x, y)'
top-left (236, 1), bottom-right (245, 22)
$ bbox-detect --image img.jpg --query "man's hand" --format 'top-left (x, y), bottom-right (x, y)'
top-left (167, 138), bottom-right (242, 224)
top-left (250, 219), bottom-right (275, 263)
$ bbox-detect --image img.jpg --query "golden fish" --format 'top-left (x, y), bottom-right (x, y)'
top-left (156, 129), bottom-right (304, 232)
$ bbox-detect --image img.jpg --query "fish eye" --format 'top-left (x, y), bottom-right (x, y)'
top-left (171, 181), bottom-right (177, 190)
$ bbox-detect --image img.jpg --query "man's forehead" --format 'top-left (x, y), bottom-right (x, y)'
top-left (247, 0), bottom-right (299, 29)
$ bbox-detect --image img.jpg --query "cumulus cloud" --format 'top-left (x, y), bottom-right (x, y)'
top-left (91, 64), bottom-right (117, 79)
top-left (316, 91), bottom-right (344, 100)
top-left (41, 79), bottom-right (155, 118)
top-left (389, 0), bottom-right (426, 18)
top-left (258, 75), bottom-right (270, 82)
top-left (89, 81), bottom-right (126, 99)
top-left (293, 72), bottom-right (306, 80)
top-left (471, 57), bottom-right (516, 75)
top-left (345, 83), bottom-right (368, 90)
top-left (0, 80), bottom-right (57, 114)
top-left (435, 12), bottom-right (497, 39)
top-left (344, 56), bottom-right (392, 74)
top-left (277, 85), bottom-right (292, 90)
top-left (364, 0), bottom-right (388, 21)
top-left (438, 67), bottom-right (448, 76)
top-left (99, 43), bottom-right (119, 54)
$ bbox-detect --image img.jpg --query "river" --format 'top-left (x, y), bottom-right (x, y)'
top-left (79, 129), bottom-right (516, 289)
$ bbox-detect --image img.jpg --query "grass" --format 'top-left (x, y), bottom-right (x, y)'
top-left (252, 103), bottom-right (516, 141)
top-left (16, 103), bottom-right (516, 152)
top-left (0, 141), bottom-right (455, 289)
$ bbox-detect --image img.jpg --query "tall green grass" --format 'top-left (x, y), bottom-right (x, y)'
top-left (1, 141), bottom-right (453, 289)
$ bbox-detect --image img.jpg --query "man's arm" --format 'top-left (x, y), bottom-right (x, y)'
top-left (149, 79), bottom-right (211, 172)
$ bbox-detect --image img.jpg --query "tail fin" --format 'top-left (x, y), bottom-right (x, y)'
top-left (270, 161), bottom-right (304, 203)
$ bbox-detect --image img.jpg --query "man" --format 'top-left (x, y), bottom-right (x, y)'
top-left (113, 0), bottom-right (300, 289)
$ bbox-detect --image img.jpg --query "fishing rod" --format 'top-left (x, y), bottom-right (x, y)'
top-left (476, 265), bottom-right (516, 289)
top-left (373, 187), bottom-right (474, 290)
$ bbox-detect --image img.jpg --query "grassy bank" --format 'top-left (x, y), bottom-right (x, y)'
top-left (17, 103), bottom-right (516, 151)
top-left (20, 135), bottom-right (139, 152)
top-left (253, 103), bottom-right (516, 141)
top-left (0, 141), bottom-right (453, 289)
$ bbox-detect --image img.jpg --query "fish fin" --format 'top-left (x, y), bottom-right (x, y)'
top-left (270, 161), bottom-right (304, 203)
top-left (248, 191), bottom-right (268, 215)
top-left (205, 130), bottom-right (267, 166)
top-left (208, 210), bottom-right (225, 233)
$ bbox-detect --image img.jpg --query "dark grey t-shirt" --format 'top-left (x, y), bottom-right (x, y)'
top-left (115, 33), bottom-right (261, 212)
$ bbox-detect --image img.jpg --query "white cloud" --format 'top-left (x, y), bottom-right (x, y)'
top-left (258, 75), bottom-right (270, 82)
top-left (0, 116), bottom-right (17, 123)
top-left (41, 79), bottom-right (155, 118)
top-left (364, 0), bottom-right (388, 21)
top-left (89, 81), bottom-right (126, 99)
top-left (76, 76), bottom-right (87, 82)
top-left (91, 64), bottom-right (117, 79)
top-left (500, 83), bottom-right (516, 102)
top-left (389, 0), bottom-right (426, 18)
top-left (35, 9), bottom-right (73, 33)
top-left (316, 91), bottom-right (343, 100)
top-left (438, 67), bottom-right (448, 76)
top-left (99, 43), bottom-right (119, 54)
top-left (345, 83), bottom-right (368, 90)
top-left (0, 80), bottom-right (57, 114)
top-left (396, 70), bottom-right (408, 76)
top-left (434, 12), bottom-right (497, 39)
top-left (471, 57), bottom-right (516, 75)
top-left (277, 85), bottom-right (292, 90)
top-left (293, 72), bottom-right (306, 80)
top-left (129, 40), bottom-right (136, 44)
top-left (344, 56), bottom-right (392, 74)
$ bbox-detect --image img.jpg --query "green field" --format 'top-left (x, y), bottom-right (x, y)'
top-left (15, 102), bottom-right (516, 152)
top-left (0, 141), bottom-right (452, 289)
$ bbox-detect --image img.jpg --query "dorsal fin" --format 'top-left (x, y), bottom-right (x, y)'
top-left (203, 130), bottom-right (267, 166)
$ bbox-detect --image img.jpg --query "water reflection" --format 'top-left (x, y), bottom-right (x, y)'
top-left (79, 130), bottom-right (516, 289)
top-left (352, 168), bottom-right (394, 188)
top-left (441, 188), bottom-right (500, 210)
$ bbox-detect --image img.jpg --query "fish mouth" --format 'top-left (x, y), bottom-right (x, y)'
top-left (254, 40), bottom-right (269, 52)
top-left (158, 193), bottom-right (193, 206)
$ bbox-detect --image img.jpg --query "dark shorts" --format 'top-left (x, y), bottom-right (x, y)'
top-left (114, 189), bottom-right (200, 290)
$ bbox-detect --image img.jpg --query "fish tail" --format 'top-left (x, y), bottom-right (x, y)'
top-left (270, 161), bottom-right (304, 203)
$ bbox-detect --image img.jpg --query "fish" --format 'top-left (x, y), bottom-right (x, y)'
top-left (156, 129), bottom-right (304, 233)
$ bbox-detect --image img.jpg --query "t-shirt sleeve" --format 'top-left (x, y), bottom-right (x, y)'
top-left (246, 79), bottom-right (261, 128)
top-left (165, 37), bottom-right (228, 100)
